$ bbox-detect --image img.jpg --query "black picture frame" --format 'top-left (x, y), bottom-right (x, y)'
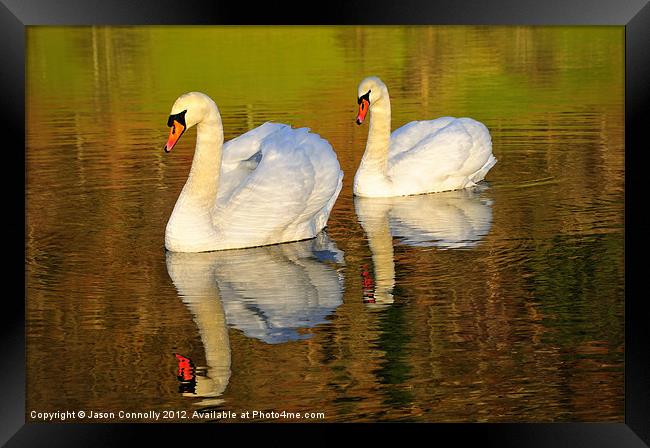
top-left (6, 0), bottom-right (649, 446)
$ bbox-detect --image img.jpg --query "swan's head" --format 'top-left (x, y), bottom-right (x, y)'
top-left (356, 76), bottom-right (388, 125)
top-left (164, 92), bottom-right (217, 152)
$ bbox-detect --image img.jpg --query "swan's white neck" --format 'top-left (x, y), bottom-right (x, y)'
top-left (181, 110), bottom-right (224, 207)
top-left (166, 105), bottom-right (224, 251)
top-left (354, 95), bottom-right (393, 196)
top-left (361, 96), bottom-right (391, 174)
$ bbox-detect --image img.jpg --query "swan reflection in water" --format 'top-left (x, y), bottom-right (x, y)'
top-left (355, 187), bottom-right (494, 308)
top-left (166, 232), bottom-right (345, 405)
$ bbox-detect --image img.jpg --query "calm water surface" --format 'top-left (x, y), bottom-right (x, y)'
top-left (26, 26), bottom-right (624, 422)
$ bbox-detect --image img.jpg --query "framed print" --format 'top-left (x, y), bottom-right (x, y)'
top-left (6, 0), bottom-right (650, 445)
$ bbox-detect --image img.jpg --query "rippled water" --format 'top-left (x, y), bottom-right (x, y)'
top-left (26, 26), bottom-right (624, 422)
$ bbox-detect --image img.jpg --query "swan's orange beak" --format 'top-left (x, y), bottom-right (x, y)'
top-left (356, 98), bottom-right (369, 125)
top-left (164, 120), bottom-right (185, 153)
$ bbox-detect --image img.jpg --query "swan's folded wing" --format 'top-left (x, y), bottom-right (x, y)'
top-left (221, 122), bottom-right (289, 165)
top-left (389, 117), bottom-right (457, 159)
top-left (217, 122), bottom-right (289, 205)
top-left (388, 120), bottom-right (472, 193)
top-left (213, 127), bottom-right (318, 242)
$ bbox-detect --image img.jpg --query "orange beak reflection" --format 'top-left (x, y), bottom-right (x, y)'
top-left (165, 120), bottom-right (186, 152)
top-left (356, 98), bottom-right (369, 125)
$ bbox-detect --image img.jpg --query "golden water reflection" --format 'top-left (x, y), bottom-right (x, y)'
top-left (26, 26), bottom-right (623, 422)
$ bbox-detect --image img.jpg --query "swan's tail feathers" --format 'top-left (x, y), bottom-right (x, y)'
top-left (471, 153), bottom-right (497, 184)
top-left (313, 170), bottom-right (344, 233)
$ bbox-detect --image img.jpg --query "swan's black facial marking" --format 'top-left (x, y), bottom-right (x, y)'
top-left (164, 109), bottom-right (188, 153)
top-left (167, 109), bottom-right (187, 128)
top-left (357, 90), bottom-right (371, 105)
top-left (356, 90), bottom-right (371, 125)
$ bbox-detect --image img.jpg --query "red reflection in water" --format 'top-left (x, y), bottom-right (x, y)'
top-left (361, 264), bottom-right (375, 304)
top-left (174, 353), bottom-right (196, 394)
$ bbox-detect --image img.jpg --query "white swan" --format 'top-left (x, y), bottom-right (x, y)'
top-left (354, 76), bottom-right (497, 198)
top-left (163, 92), bottom-right (343, 252)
